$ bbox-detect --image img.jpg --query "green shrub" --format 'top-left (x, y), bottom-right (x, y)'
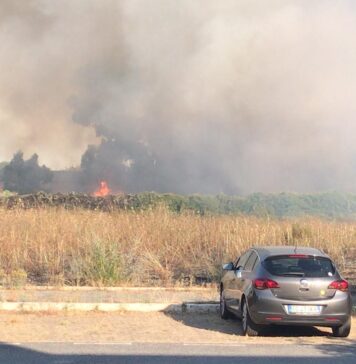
top-left (75, 240), bottom-right (125, 285)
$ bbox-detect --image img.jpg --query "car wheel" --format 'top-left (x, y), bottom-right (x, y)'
top-left (220, 288), bottom-right (232, 319)
top-left (332, 318), bottom-right (351, 338)
top-left (241, 299), bottom-right (262, 337)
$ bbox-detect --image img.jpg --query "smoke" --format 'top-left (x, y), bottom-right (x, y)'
top-left (1, 0), bottom-right (356, 193)
top-left (0, 0), bottom-right (99, 169)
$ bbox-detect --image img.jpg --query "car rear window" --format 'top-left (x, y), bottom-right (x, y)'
top-left (262, 255), bottom-right (335, 278)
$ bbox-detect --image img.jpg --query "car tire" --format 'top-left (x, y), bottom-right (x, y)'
top-left (241, 299), bottom-right (262, 337)
top-left (220, 288), bottom-right (232, 319)
top-left (332, 318), bottom-right (351, 338)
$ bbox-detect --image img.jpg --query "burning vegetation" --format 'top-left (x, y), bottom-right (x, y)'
top-left (93, 181), bottom-right (110, 197)
top-left (0, 151), bottom-right (118, 196)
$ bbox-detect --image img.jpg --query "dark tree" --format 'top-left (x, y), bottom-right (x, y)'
top-left (0, 161), bottom-right (8, 180)
top-left (2, 152), bottom-right (53, 194)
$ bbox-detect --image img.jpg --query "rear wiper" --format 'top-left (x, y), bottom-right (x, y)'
top-left (281, 272), bottom-right (305, 277)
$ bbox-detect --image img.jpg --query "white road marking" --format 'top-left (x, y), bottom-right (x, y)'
top-left (183, 343), bottom-right (246, 347)
top-left (2, 341), bottom-right (71, 345)
top-left (2, 341), bottom-right (133, 346)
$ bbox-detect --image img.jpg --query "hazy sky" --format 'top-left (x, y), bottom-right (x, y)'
top-left (1, 0), bottom-right (356, 193)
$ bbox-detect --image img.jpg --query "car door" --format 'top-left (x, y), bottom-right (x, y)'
top-left (227, 250), bottom-right (252, 312)
top-left (242, 250), bottom-right (259, 285)
top-left (221, 262), bottom-right (237, 305)
top-left (234, 251), bottom-right (259, 313)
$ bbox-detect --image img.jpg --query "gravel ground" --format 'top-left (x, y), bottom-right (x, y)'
top-left (0, 311), bottom-right (354, 345)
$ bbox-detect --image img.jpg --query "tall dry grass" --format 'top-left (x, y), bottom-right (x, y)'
top-left (0, 207), bottom-right (355, 286)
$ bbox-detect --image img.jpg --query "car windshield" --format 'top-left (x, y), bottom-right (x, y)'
top-left (262, 255), bottom-right (335, 278)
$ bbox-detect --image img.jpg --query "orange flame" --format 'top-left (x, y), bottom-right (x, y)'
top-left (94, 180), bottom-right (110, 197)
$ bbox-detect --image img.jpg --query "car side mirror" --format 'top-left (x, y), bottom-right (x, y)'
top-left (222, 262), bottom-right (234, 271)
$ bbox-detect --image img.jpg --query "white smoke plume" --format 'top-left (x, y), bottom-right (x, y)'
top-left (1, 0), bottom-right (356, 193)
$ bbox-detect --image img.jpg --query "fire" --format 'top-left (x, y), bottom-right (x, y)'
top-left (94, 180), bottom-right (110, 197)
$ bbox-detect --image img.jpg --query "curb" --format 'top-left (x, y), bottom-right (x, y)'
top-left (0, 286), bottom-right (214, 292)
top-left (0, 301), bottom-right (354, 315)
top-left (182, 303), bottom-right (219, 314)
top-left (0, 302), bottom-right (180, 313)
top-left (0, 302), bottom-right (219, 313)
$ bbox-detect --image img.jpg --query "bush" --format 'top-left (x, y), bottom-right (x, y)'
top-left (71, 240), bottom-right (125, 286)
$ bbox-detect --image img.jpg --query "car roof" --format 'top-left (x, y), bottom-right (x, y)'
top-left (251, 246), bottom-right (328, 260)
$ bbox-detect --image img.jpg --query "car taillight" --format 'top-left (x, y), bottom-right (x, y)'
top-left (328, 280), bottom-right (349, 292)
top-left (253, 278), bottom-right (280, 290)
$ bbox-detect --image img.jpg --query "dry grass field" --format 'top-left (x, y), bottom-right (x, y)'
top-left (0, 207), bottom-right (355, 286)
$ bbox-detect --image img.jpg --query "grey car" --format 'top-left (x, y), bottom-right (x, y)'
top-left (220, 246), bottom-right (352, 337)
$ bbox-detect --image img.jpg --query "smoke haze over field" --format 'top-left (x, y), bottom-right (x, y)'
top-left (1, 0), bottom-right (356, 193)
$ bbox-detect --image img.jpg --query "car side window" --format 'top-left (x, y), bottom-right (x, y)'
top-left (244, 251), bottom-right (258, 272)
top-left (234, 251), bottom-right (251, 270)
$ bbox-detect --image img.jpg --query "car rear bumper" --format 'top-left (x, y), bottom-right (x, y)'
top-left (248, 290), bottom-right (352, 327)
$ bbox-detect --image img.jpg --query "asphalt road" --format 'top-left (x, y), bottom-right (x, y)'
top-left (0, 342), bottom-right (355, 364)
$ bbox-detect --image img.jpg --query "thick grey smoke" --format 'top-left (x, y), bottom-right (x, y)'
top-left (1, 0), bottom-right (356, 193)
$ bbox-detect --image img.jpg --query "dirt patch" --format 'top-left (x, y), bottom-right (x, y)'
top-left (0, 311), bottom-right (354, 345)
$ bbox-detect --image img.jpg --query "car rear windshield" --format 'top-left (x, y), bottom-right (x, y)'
top-left (262, 255), bottom-right (335, 277)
